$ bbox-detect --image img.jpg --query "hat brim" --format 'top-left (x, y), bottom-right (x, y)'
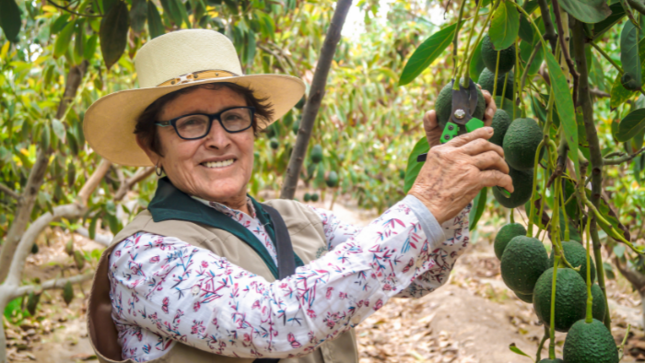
top-left (84, 74), bottom-right (305, 167)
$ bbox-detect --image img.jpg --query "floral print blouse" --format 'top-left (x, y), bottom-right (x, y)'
top-left (108, 196), bottom-right (471, 361)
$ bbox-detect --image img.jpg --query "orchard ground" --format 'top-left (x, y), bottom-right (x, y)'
top-left (4, 192), bottom-right (644, 363)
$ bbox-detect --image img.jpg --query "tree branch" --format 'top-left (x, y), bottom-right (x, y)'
top-left (73, 227), bottom-right (112, 246)
top-left (257, 44), bottom-right (291, 75)
top-left (78, 159), bottom-right (112, 205)
top-left (553, 0), bottom-right (580, 104)
top-left (0, 183), bottom-right (19, 201)
top-left (9, 271), bottom-right (95, 300)
top-left (614, 256), bottom-right (645, 291)
top-left (46, 0), bottom-right (103, 17)
top-left (279, 0), bottom-right (353, 199)
top-left (0, 62), bottom-right (88, 284)
top-left (603, 147), bottom-right (645, 165)
top-left (590, 88), bottom-right (610, 98)
top-left (572, 19), bottom-right (612, 329)
top-left (538, 0), bottom-right (558, 51)
top-left (114, 167), bottom-right (154, 202)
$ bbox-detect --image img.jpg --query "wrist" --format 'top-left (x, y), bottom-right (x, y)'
top-left (407, 191), bottom-right (447, 224)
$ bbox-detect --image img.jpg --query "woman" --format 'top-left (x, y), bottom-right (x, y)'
top-left (85, 29), bottom-right (512, 363)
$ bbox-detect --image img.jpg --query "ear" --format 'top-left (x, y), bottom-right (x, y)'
top-left (136, 134), bottom-right (162, 166)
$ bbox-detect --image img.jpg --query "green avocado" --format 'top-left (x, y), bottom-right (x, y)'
top-left (494, 223), bottom-right (527, 260)
top-left (548, 241), bottom-right (596, 284)
top-left (326, 171), bottom-right (339, 187)
top-left (435, 80), bottom-right (487, 129)
top-left (591, 284), bottom-right (607, 322)
top-left (478, 68), bottom-right (514, 100)
top-left (311, 193), bottom-right (319, 202)
top-left (481, 34), bottom-right (516, 74)
top-left (503, 118), bottom-right (544, 171)
top-left (500, 236), bottom-right (549, 295)
top-left (492, 166), bottom-right (533, 208)
top-left (533, 267), bottom-right (587, 332)
top-left (269, 138), bottom-right (279, 150)
top-left (515, 291), bottom-right (533, 303)
top-left (311, 144), bottom-right (323, 163)
top-left (563, 319), bottom-right (619, 363)
top-left (304, 193), bottom-right (311, 202)
top-left (489, 109), bottom-right (511, 147)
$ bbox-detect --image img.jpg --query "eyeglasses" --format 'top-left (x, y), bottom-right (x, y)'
top-left (155, 106), bottom-right (255, 140)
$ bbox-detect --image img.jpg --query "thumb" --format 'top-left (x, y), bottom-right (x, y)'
top-left (448, 126), bottom-right (494, 147)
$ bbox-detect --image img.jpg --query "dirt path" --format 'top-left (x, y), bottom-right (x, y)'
top-left (6, 201), bottom-right (645, 362)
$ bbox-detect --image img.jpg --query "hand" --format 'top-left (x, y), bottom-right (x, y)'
top-left (423, 89), bottom-right (497, 148)
top-left (408, 127), bottom-right (513, 224)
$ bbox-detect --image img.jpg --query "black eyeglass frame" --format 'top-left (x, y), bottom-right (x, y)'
top-left (154, 106), bottom-right (256, 140)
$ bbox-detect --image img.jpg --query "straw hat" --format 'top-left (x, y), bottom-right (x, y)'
top-left (83, 29), bottom-right (305, 166)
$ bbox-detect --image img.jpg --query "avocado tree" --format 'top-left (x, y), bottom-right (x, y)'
top-left (400, 0), bottom-right (645, 361)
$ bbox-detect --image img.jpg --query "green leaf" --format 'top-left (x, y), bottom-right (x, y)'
top-left (51, 118), bottom-right (66, 144)
top-left (403, 137), bottom-right (429, 193)
top-left (469, 187), bottom-right (488, 231)
top-left (545, 50), bottom-right (579, 174)
top-left (73, 20), bottom-right (85, 64)
top-left (621, 21), bottom-right (642, 90)
top-left (616, 108), bottom-right (645, 141)
top-left (159, 0), bottom-right (182, 26)
top-left (489, 0), bottom-right (519, 50)
top-left (610, 74), bottom-right (636, 110)
top-left (50, 13), bottom-right (70, 35)
top-left (147, 1), bottom-right (164, 38)
top-left (54, 21), bottom-right (75, 59)
top-left (469, 38), bottom-right (485, 82)
top-left (84, 34), bottom-right (98, 61)
top-left (509, 343), bottom-right (532, 359)
top-left (558, 0), bottom-right (611, 23)
top-left (246, 31), bottom-right (256, 66)
top-left (100, 0), bottom-right (130, 70)
top-left (174, 0), bottom-right (191, 28)
top-left (603, 262), bottom-right (616, 279)
top-left (0, 0), bottom-right (21, 43)
top-left (518, 14), bottom-right (533, 43)
top-left (130, 0), bottom-right (148, 34)
top-left (593, 3), bottom-right (625, 39)
top-left (399, 23), bottom-right (457, 86)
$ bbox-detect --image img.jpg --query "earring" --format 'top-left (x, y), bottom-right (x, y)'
top-left (155, 162), bottom-right (163, 176)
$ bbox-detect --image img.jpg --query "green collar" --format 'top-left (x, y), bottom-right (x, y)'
top-left (147, 177), bottom-right (303, 279)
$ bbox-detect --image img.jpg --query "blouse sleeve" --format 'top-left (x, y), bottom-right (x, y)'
top-left (108, 196), bottom-right (446, 360)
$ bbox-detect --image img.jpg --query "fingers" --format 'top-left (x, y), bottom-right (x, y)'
top-left (471, 151), bottom-right (509, 173)
top-left (480, 170), bottom-right (515, 193)
top-left (423, 110), bottom-right (443, 148)
top-left (460, 137), bottom-right (505, 158)
top-left (482, 90), bottom-right (496, 127)
top-left (423, 110), bottom-right (439, 135)
top-left (448, 126), bottom-right (494, 147)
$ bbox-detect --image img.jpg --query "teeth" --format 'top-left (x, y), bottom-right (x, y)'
top-left (203, 159), bottom-right (234, 168)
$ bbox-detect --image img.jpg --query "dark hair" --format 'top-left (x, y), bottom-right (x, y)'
top-left (134, 82), bottom-right (274, 156)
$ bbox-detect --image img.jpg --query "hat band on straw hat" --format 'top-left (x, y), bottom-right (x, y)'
top-left (157, 70), bottom-right (238, 87)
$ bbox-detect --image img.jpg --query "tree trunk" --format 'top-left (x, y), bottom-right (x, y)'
top-left (279, 0), bottom-right (353, 199)
top-left (0, 61), bottom-right (88, 283)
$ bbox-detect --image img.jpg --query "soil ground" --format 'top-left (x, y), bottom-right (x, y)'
top-left (4, 197), bottom-right (645, 362)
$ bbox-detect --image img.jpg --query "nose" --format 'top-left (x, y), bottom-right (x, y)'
top-left (202, 118), bottom-right (232, 150)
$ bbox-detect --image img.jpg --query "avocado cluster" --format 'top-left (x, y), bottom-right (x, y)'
top-left (493, 227), bottom-right (616, 362)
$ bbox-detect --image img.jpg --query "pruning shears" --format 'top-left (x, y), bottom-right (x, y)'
top-left (417, 79), bottom-right (511, 197)
top-left (417, 79), bottom-right (484, 161)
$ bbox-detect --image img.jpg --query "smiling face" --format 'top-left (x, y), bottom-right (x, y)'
top-left (138, 86), bottom-right (255, 209)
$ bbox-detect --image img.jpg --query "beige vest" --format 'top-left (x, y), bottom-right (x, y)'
top-left (87, 199), bottom-right (358, 363)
